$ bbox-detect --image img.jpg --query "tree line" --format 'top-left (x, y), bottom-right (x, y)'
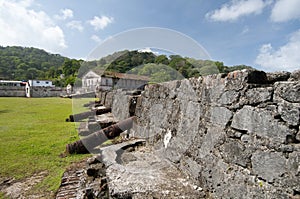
top-left (82, 50), bottom-right (254, 83)
top-left (0, 46), bottom-right (82, 86)
top-left (0, 46), bottom-right (254, 86)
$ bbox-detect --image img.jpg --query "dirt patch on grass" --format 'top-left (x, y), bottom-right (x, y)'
top-left (0, 171), bottom-right (51, 199)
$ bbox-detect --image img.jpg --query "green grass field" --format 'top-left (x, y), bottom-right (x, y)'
top-left (0, 97), bottom-right (91, 197)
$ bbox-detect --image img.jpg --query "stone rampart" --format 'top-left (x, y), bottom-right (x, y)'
top-left (29, 87), bottom-right (66, 97)
top-left (0, 86), bottom-right (26, 97)
top-left (98, 69), bottom-right (300, 198)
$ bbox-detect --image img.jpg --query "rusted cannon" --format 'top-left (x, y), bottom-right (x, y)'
top-left (83, 100), bottom-right (102, 108)
top-left (67, 107), bottom-right (111, 122)
top-left (66, 116), bottom-right (135, 154)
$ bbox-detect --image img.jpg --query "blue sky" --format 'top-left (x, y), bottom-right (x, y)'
top-left (0, 0), bottom-right (299, 72)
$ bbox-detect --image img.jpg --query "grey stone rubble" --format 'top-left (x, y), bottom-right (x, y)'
top-left (56, 158), bottom-right (109, 199)
top-left (100, 139), bottom-right (204, 198)
top-left (58, 69), bottom-right (300, 198)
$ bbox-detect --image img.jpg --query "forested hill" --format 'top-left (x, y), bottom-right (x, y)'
top-left (0, 46), bottom-right (254, 86)
top-left (0, 46), bottom-right (66, 80)
top-left (82, 50), bottom-right (254, 83)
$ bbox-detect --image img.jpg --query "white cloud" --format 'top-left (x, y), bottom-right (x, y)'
top-left (206, 0), bottom-right (272, 22)
top-left (255, 29), bottom-right (300, 71)
top-left (54, 8), bottom-right (73, 20)
top-left (138, 47), bottom-right (160, 55)
top-left (88, 15), bottom-right (114, 31)
top-left (138, 47), bottom-right (153, 53)
top-left (91, 35), bottom-right (102, 43)
top-left (270, 0), bottom-right (300, 22)
top-left (0, 0), bottom-right (67, 53)
top-left (67, 20), bottom-right (84, 32)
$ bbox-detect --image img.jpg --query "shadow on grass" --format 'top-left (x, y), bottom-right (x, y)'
top-left (0, 110), bottom-right (11, 114)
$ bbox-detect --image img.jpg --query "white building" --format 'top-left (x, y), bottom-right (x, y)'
top-left (82, 70), bottom-right (149, 92)
top-left (0, 80), bottom-right (26, 87)
top-left (26, 80), bottom-right (54, 97)
top-left (27, 80), bottom-right (54, 87)
top-left (81, 70), bottom-right (103, 91)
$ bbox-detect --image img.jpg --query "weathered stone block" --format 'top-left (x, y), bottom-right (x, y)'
top-left (296, 129), bottom-right (300, 142)
top-left (225, 70), bottom-right (267, 91)
top-left (209, 106), bottom-right (232, 128)
top-left (112, 90), bottom-right (130, 121)
top-left (177, 78), bottom-right (198, 102)
top-left (278, 102), bottom-right (300, 126)
top-left (267, 71), bottom-right (290, 83)
top-left (287, 152), bottom-right (300, 176)
top-left (218, 90), bottom-right (240, 105)
top-left (289, 69), bottom-right (300, 81)
top-left (104, 91), bottom-right (114, 107)
top-left (274, 81), bottom-right (300, 103)
top-left (219, 140), bottom-right (250, 167)
top-left (245, 87), bottom-right (273, 104)
top-left (231, 106), bottom-right (292, 143)
top-left (251, 151), bottom-right (286, 182)
top-left (197, 126), bottom-right (226, 159)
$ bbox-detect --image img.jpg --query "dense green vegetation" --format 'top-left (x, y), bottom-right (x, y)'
top-left (82, 50), bottom-right (254, 83)
top-left (0, 46), bottom-right (65, 80)
top-left (0, 46), bottom-right (82, 87)
top-left (0, 46), bottom-right (254, 86)
top-left (0, 97), bottom-right (90, 197)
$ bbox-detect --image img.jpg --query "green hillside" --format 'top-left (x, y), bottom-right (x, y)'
top-left (82, 50), bottom-right (254, 83)
top-left (0, 46), bottom-right (255, 85)
top-left (0, 46), bottom-right (66, 80)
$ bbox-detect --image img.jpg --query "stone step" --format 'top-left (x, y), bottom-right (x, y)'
top-left (100, 139), bottom-right (205, 198)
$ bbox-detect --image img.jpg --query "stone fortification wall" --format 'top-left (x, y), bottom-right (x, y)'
top-left (0, 86), bottom-right (26, 97)
top-left (98, 69), bottom-right (300, 198)
top-left (29, 87), bottom-right (66, 97)
top-left (0, 86), bottom-right (66, 97)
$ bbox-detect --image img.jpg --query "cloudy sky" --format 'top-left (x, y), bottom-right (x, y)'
top-left (0, 0), bottom-right (299, 72)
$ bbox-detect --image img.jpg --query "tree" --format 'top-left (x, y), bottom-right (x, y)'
top-left (26, 68), bottom-right (39, 79)
top-left (215, 61), bottom-right (224, 73)
top-left (62, 59), bottom-right (81, 76)
top-left (155, 55), bottom-right (169, 65)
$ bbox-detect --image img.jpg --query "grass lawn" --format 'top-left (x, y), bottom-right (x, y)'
top-left (0, 97), bottom-right (91, 197)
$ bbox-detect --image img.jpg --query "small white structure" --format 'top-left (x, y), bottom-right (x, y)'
top-left (81, 70), bottom-right (102, 91)
top-left (0, 80), bottom-right (26, 87)
top-left (66, 84), bottom-right (73, 94)
top-left (26, 80), bottom-right (54, 97)
top-left (27, 80), bottom-right (54, 87)
top-left (82, 70), bottom-right (149, 92)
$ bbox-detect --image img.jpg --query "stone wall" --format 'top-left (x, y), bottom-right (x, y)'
top-left (0, 86), bottom-right (26, 97)
top-left (98, 69), bottom-right (300, 198)
top-left (29, 87), bottom-right (66, 97)
top-left (0, 86), bottom-right (66, 97)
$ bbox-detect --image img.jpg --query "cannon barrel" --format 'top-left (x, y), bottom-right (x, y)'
top-left (68, 107), bottom-right (111, 122)
top-left (66, 116), bottom-right (135, 154)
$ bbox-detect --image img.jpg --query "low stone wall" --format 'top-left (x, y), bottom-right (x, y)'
top-left (102, 69), bottom-right (300, 198)
top-left (0, 86), bottom-right (26, 97)
top-left (0, 86), bottom-right (66, 97)
top-left (29, 87), bottom-right (66, 97)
